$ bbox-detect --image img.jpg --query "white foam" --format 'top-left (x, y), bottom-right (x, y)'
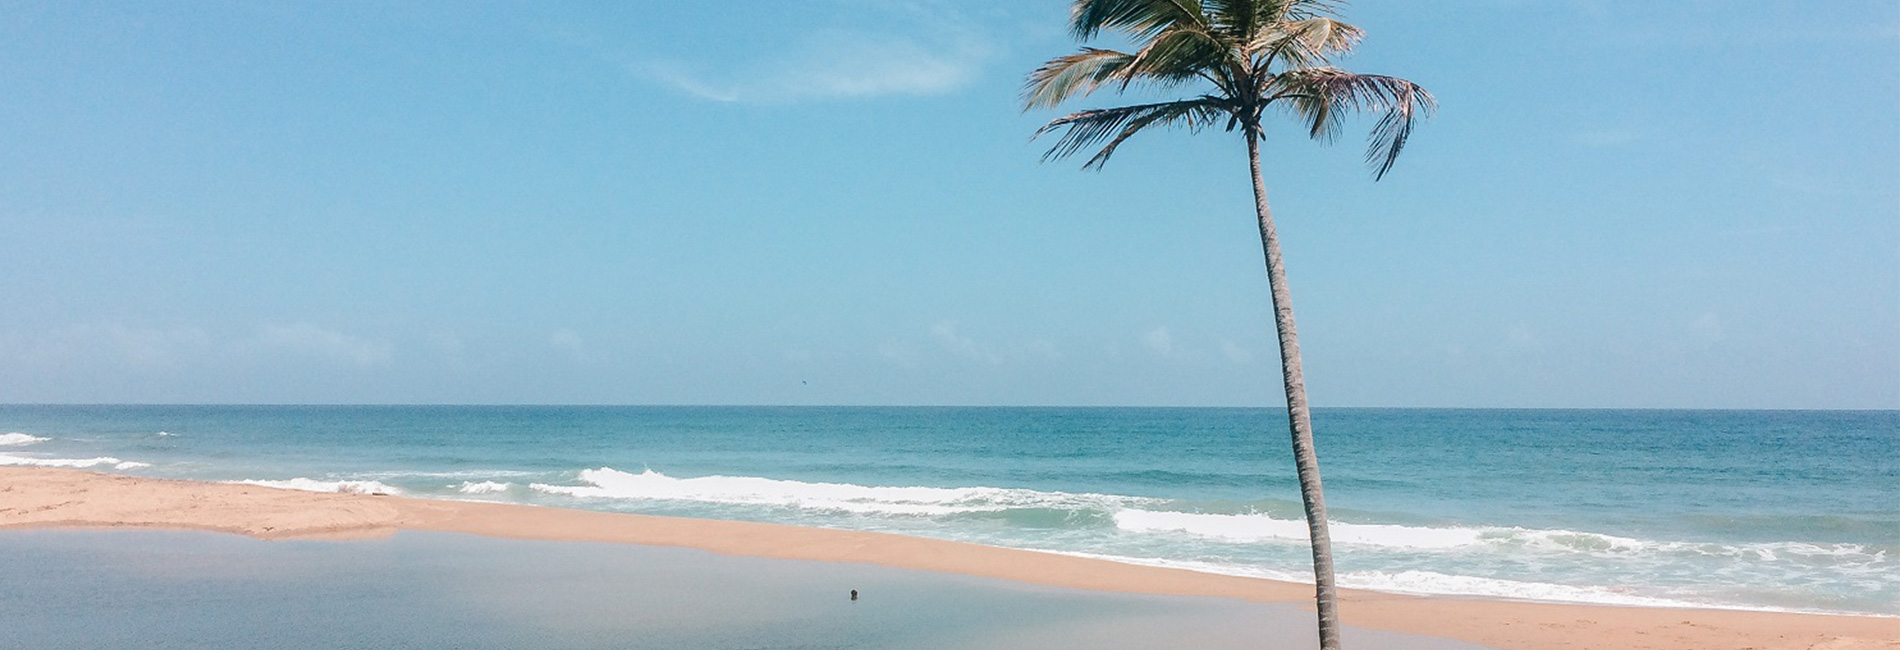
top-left (1049, 550), bottom-right (1792, 613)
top-left (529, 467), bottom-right (1147, 517)
top-left (351, 469), bottom-right (542, 480)
top-left (228, 478), bottom-right (402, 495)
top-left (457, 481), bottom-right (512, 494)
top-left (1052, 550), bottom-right (1312, 583)
top-left (1339, 569), bottom-right (1720, 609)
top-left (1112, 510), bottom-right (1487, 549)
top-left (0, 433), bottom-right (50, 446)
top-left (1108, 510), bottom-right (1893, 567)
top-left (0, 453), bottom-right (147, 470)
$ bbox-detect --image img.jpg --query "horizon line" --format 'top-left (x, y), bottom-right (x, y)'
top-left (2, 403), bottom-right (1894, 413)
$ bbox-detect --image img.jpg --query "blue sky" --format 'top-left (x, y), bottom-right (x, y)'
top-left (2, 0), bottom-right (1895, 408)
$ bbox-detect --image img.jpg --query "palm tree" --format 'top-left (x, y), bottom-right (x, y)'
top-left (1024, 2), bottom-right (1432, 648)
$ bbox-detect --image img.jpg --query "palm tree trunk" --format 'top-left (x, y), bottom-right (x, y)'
top-left (1246, 135), bottom-right (1341, 650)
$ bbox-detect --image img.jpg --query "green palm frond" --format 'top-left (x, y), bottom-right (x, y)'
top-left (1270, 68), bottom-right (1436, 179)
top-left (1023, 48), bottom-right (1140, 109)
top-left (1203, 0), bottom-right (1257, 40)
top-left (1282, 0), bottom-right (1347, 21)
top-left (1252, 17), bottom-right (1363, 70)
top-left (1031, 0), bottom-right (1431, 179)
top-left (1123, 24), bottom-right (1242, 91)
top-left (1207, 0), bottom-right (1341, 40)
top-left (1035, 98), bottom-right (1227, 169)
top-left (1071, 0), bottom-right (1209, 40)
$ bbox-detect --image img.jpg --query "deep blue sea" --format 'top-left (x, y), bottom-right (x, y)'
top-left (1, 406), bottom-right (1893, 616)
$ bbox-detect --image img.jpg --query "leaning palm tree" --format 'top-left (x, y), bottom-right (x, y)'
top-left (1025, 1), bottom-right (1432, 648)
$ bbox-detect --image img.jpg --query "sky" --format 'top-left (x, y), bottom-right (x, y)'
top-left (1, 0), bottom-right (1895, 408)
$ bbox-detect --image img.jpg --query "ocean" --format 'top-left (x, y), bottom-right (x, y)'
top-left (0, 405), bottom-right (1892, 616)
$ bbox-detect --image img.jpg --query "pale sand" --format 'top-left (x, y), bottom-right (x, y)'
top-left (1, 467), bottom-right (1893, 650)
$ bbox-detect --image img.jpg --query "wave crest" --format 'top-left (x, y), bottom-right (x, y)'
top-left (0, 433), bottom-right (50, 446)
top-left (1108, 509), bottom-right (1893, 570)
top-left (0, 453), bottom-right (148, 470)
top-left (1113, 510), bottom-right (1486, 549)
top-left (228, 478), bottom-right (402, 495)
top-left (457, 481), bottom-right (513, 494)
top-left (529, 467), bottom-right (1149, 517)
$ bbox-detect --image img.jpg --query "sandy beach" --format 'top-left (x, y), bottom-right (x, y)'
top-left (2, 467), bottom-right (1893, 650)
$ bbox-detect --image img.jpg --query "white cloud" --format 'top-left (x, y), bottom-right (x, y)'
top-left (642, 29), bottom-right (985, 103)
top-left (252, 324), bottom-right (392, 367)
top-left (931, 320), bottom-right (1000, 364)
top-left (915, 321), bottom-right (1064, 364)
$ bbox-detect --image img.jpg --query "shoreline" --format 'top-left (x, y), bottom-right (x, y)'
top-left (2, 467), bottom-right (1893, 649)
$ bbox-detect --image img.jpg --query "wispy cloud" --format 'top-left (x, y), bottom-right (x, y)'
top-left (643, 30), bottom-right (985, 103)
top-left (568, 1), bottom-right (992, 103)
top-left (906, 320), bottom-right (1060, 366)
top-left (251, 323), bottom-right (393, 367)
top-left (931, 320), bottom-right (1001, 364)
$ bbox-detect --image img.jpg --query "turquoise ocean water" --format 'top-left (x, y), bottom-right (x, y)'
top-left (0, 406), bottom-right (1892, 615)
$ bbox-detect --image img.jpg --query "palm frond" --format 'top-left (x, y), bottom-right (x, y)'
top-left (1207, 0), bottom-right (1344, 40)
top-left (1203, 0), bottom-right (1257, 40)
top-left (1034, 98), bottom-right (1229, 169)
top-left (1123, 25), bottom-right (1242, 91)
top-left (1250, 17), bottom-right (1363, 70)
top-left (1071, 0), bottom-right (1208, 40)
top-left (1269, 68), bottom-right (1436, 179)
top-left (1283, 0), bottom-right (1346, 21)
top-left (1031, 0), bottom-right (1431, 180)
top-left (1023, 48), bottom-right (1140, 110)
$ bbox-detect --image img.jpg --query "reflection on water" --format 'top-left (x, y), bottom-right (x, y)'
top-left (0, 529), bottom-right (1488, 650)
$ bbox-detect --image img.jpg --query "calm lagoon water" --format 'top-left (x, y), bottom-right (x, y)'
top-left (1, 406), bottom-right (1893, 615)
top-left (0, 529), bottom-right (1492, 650)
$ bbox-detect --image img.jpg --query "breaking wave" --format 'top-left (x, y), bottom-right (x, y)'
top-left (1108, 509), bottom-right (1892, 566)
top-left (457, 481), bottom-right (513, 494)
top-left (228, 478), bottom-right (403, 495)
top-left (0, 433), bottom-right (50, 446)
top-left (523, 468), bottom-right (1893, 574)
top-left (0, 453), bottom-right (148, 470)
top-left (1052, 550), bottom-right (1752, 611)
top-left (529, 467), bottom-right (1151, 517)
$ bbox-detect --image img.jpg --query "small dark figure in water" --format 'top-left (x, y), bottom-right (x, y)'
top-left (850, 589), bottom-right (858, 601)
